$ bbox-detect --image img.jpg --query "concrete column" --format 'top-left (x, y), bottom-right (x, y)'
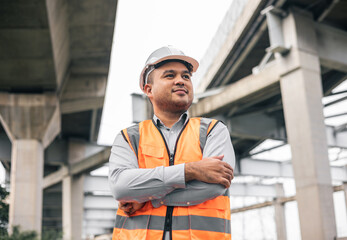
top-left (62, 174), bottom-right (84, 240)
top-left (61, 140), bottom-right (105, 240)
top-left (62, 140), bottom-right (87, 240)
top-left (279, 8), bottom-right (336, 240)
top-left (0, 93), bottom-right (60, 234)
top-left (274, 184), bottom-right (287, 240)
top-left (9, 140), bottom-right (43, 233)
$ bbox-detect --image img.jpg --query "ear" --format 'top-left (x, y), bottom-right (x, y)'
top-left (144, 84), bottom-right (152, 98)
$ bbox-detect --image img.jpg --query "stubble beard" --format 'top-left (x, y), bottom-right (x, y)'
top-left (157, 96), bottom-right (192, 115)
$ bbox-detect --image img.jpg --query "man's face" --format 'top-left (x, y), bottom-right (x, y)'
top-left (144, 61), bottom-right (194, 114)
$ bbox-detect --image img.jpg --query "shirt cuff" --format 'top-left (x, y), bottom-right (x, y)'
top-left (164, 163), bottom-right (186, 189)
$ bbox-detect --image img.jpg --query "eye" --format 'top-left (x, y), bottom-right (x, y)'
top-left (183, 74), bottom-right (191, 80)
top-left (165, 74), bottom-right (174, 78)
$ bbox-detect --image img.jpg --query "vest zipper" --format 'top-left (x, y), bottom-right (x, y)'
top-left (169, 153), bottom-right (174, 165)
top-left (152, 119), bottom-right (189, 240)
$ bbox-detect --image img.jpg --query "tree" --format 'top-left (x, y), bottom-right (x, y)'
top-left (0, 184), bottom-right (9, 236)
top-left (0, 226), bottom-right (37, 240)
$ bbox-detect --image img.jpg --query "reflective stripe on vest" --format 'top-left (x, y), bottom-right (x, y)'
top-left (115, 214), bottom-right (231, 233)
top-left (113, 118), bottom-right (231, 240)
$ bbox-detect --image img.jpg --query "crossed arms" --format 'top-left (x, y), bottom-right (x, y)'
top-left (108, 123), bottom-right (235, 214)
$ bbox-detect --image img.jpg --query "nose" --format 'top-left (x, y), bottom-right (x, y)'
top-left (174, 76), bottom-right (185, 86)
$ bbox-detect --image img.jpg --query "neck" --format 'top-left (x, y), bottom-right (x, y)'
top-left (154, 110), bottom-right (185, 128)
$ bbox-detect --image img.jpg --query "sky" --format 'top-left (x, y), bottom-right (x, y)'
top-left (97, 0), bottom-right (233, 145)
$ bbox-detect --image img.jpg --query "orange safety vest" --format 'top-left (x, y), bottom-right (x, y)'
top-left (112, 118), bottom-right (231, 240)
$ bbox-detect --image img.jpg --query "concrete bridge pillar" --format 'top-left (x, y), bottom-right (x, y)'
top-left (279, 8), bottom-right (336, 240)
top-left (63, 174), bottom-right (84, 240)
top-left (9, 140), bottom-right (43, 232)
top-left (62, 140), bottom-right (88, 240)
top-left (274, 184), bottom-right (287, 240)
top-left (0, 93), bottom-right (60, 233)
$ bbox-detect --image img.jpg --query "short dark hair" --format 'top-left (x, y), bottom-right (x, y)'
top-left (147, 71), bottom-right (154, 85)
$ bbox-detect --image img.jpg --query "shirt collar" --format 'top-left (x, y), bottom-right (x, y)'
top-left (153, 111), bottom-right (189, 128)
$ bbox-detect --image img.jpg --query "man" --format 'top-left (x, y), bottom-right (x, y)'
top-left (109, 46), bottom-right (235, 240)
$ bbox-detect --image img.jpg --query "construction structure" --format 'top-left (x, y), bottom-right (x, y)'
top-left (189, 0), bottom-right (347, 239)
top-left (0, 0), bottom-right (347, 239)
top-left (0, 0), bottom-right (118, 239)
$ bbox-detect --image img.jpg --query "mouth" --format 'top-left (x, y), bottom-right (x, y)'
top-left (172, 88), bottom-right (188, 94)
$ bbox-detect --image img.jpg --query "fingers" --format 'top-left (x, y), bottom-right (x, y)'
top-left (219, 166), bottom-right (234, 187)
top-left (221, 174), bottom-right (232, 187)
top-left (224, 168), bottom-right (233, 180)
top-left (219, 177), bottom-right (231, 188)
top-left (125, 209), bottom-right (134, 216)
top-left (212, 157), bottom-right (233, 176)
top-left (120, 202), bottom-right (146, 216)
top-left (119, 202), bottom-right (129, 209)
top-left (193, 156), bottom-right (235, 186)
top-left (217, 160), bottom-right (233, 172)
top-left (214, 155), bottom-right (224, 160)
top-left (220, 162), bottom-right (234, 181)
top-left (119, 202), bottom-right (132, 212)
top-left (123, 206), bottom-right (134, 216)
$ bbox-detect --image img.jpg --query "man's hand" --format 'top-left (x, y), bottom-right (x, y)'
top-left (119, 201), bottom-right (146, 216)
top-left (185, 155), bottom-right (234, 188)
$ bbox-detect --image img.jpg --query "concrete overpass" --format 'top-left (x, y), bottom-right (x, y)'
top-left (189, 0), bottom-right (347, 239)
top-left (0, 0), bottom-right (118, 239)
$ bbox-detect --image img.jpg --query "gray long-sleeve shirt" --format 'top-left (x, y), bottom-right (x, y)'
top-left (108, 112), bottom-right (235, 207)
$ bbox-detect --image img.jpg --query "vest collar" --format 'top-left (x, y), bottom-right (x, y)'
top-left (153, 111), bottom-right (189, 129)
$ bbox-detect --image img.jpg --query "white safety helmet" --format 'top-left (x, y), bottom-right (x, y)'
top-left (139, 46), bottom-right (199, 92)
